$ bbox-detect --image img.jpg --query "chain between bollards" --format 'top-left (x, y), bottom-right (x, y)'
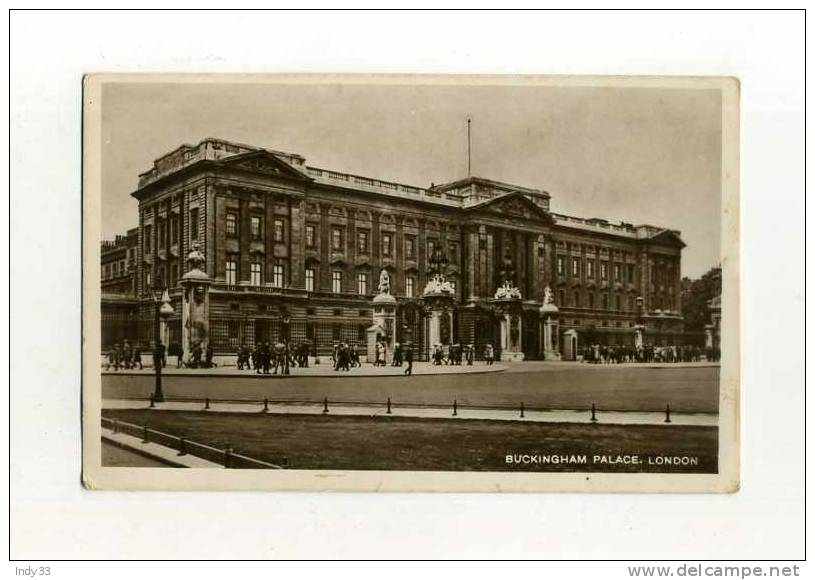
top-left (453, 399), bottom-right (458, 416)
top-left (664, 404), bottom-right (672, 423)
top-left (590, 402), bottom-right (598, 423)
top-left (322, 397), bottom-right (329, 414)
top-left (386, 397), bottom-right (392, 414)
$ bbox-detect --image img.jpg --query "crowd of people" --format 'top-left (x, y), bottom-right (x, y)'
top-left (371, 341), bottom-right (414, 375)
top-left (581, 343), bottom-right (720, 364)
top-left (103, 339), bottom-right (144, 371)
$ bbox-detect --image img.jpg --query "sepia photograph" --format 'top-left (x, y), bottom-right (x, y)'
top-left (82, 75), bottom-right (739, 492)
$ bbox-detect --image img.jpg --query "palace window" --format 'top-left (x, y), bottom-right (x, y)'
top-left (225, 260), bottom-right (237, 285)
top-left (572, 257), bottom-right (580, 277)
top-left (588, 293), bottom-right (595, 309)
top-left (427, 239), bottom-right (436, 260)
top-left (189, 208), bottom-right (199, 241)
top-left (144, 225), bottom-right (152, 254)
top-left (332, 270), bottom-right (343, 293)
top-left (628, 295), bottom-right (635, 311)
top-left (601, 261), bottom-right (608, 280)
top-left (170, 263), bottom-right (178, 286)
top-left (587, 260), bottom-right (594, 278)
top-left (558, 289), bottom-right (565, 306)
top-left (601, 293), bottom-right (609, 310)
top-left (171, 215), bottom-right (179, 244)
top-left (357, 272), bottom-right (368, 295)
top-left (226, 213), bottom-right (238, 236)
top-left (158, 219), bottom-right (165, 247)
top-left (272, 265), bottom-right (284, 288)
top-left (573, 290), bottom-right (580, 307)
top-left (145, 272), bottom-right (152, 289)
top-left (331, 227), bottom-right (344, 251)
top-left (627, 263), bottom-right (635, 283)
top-left (274, 219), bottom-right (285, 243)
top-left (382, 233), bottom-right (392, 257)
top-left (405, 276), bottom-right (415, 298)
top-left (305, 224), bottom-right (316, 248)
top-left (250, 216), bottom-right (262, 239)
top-left (615, 294), bottom-right (621, 311)
top-left (405, 236), bottom-right (416, 259)
top-left (250, 262), bottom-right (262, 286)
top-left (614, 263), bottom-right (622, 281)
top-left (305, 268), bottom-right (315, 292)
top-left (357, 230), bottom-right (369, 254)
top-left (557, 256), bottom-right (565, 276)
top-left (448, 244), bottom-right (457, 261)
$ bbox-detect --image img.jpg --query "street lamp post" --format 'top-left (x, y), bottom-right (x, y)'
top-left (152, 290), bottom-right (164, 403)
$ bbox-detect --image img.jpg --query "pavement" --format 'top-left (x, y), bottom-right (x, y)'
top-left (102, 361), bottom-right (507, 377)
top-left (103, 397), bottom-right (718, 427)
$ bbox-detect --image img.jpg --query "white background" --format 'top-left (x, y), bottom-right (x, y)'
top-left (7, 7), bottom-right (807, 568)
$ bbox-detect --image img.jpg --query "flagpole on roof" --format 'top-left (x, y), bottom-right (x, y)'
top-left (467, 117), bottom-right (472, 177)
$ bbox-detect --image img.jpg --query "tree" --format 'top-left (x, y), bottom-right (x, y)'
top-left (681, 267), bottom-right (722, 331)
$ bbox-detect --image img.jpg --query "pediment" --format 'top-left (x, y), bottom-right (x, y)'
top-left (647, 229), bottom-right (686, 248)
top-left (466, 192), bottom-right (553, 224)
top-left (220, 150), bottom-right (312, 181)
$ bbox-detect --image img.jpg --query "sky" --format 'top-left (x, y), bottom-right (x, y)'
top-left (101, 80), bottom-right (722, 278)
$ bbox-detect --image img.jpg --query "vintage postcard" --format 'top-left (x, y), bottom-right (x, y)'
top-left (82, 74), bottom-right (739, 492)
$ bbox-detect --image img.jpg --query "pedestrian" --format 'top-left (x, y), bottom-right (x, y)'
top-left (177, 344), bottom-right (184, 368)
top-left (122, 339), bottom-right (133, 369)
top-left (191, 341), bottom-right (202, 368)
top-left (484, 343), bottom-right (494, 365)
top-left (132, 345), bottom-right (143, 370)
top-left (466, 344), bottom-right (474, 365)
top-left (403, 343), bottom-right (413, 375)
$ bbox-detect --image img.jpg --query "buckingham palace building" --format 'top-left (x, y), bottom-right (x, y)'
top-left (100, 137), bottom-right (688, 361)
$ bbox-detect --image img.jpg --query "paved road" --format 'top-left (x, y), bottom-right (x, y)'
top-left (102, 363), bottom-right (719, 413)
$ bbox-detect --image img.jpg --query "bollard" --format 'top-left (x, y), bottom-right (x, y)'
top-left (590, 403), bottom-right (598, 423)
top-left (453, 399), bottom-right (458, 417)
top-left (263, 398), bottom-right (269, 413)
top-left (142, 425), bottom-right (149, 443)
top-left (204, 397), bottom-right (210, 410)
top-left (224, 445), bottom-right (233, 468)
top-left (178, 437), bottom-right (187, 456)
top-left (520, 401), bottom-right (525, 418)
top-left (664, 404), bottom-right (672, 423)
top-left (386, 397), bottom-right (392, 414)
top-left (149, 393), bottom-right (155, 408)
top-left (322, 397), bottom-right (329, 414)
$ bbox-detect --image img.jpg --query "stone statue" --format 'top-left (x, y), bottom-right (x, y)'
top-left (543, 285), bottom-right (555, 305)
top-left (186, 241), bottom-right (206, 273)
top-left (378, 269), bottom-right (391, 294)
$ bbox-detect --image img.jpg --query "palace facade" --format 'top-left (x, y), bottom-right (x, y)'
top-left (101, 137), bottom-right (688, 360)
